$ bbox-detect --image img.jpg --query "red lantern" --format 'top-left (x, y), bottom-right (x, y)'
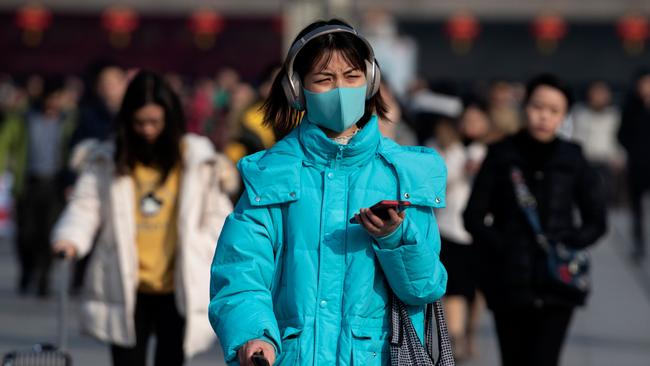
top-left (101, 6), bottom-right (139, 48)
top-left (188, 9), bottom-right (224, 50)
top-left (532, 14), bottom-right (567, 54)
top-left (617, 14), bottom-right (649, 55)
top-left (446, 12), bottom-right (480, 54)
top-left (15, 4), bottom-right (53, 47)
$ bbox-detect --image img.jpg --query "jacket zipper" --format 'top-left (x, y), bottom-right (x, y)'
top-left (334, 145), bottom-right (344, 169)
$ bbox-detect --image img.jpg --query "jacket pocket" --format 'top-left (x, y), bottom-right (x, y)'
top-left (275, 326), bottom-right (302, 365)
top-left (350, 326), bottom-right (389, 366)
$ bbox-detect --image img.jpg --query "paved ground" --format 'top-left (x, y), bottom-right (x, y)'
top-left (0, 238), bottom-right (226, 366)
top-left (461, 209), bottom-right (650, 366)
top-left (1, 209), bottom-right (649, 365)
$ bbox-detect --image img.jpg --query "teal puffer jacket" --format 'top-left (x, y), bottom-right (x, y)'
top-left (209, 116), bottom-right (447, 365)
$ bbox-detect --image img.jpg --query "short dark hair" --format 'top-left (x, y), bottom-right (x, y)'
top-left (524, 73), bottom-right (574, 110)
top-left (462, 94), bottom-right (489, 114)
top-left (114, 70), bottom-right (185, 183)
top-left (262, 19), bottom-right (388, 138)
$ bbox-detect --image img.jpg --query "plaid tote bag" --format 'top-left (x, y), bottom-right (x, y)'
top-left (389, 295), bottom-right (455, 366)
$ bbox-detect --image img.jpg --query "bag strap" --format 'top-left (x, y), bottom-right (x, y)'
top-left (509, 166), bottom-right (552, 252)
top-left (432, 300), bottom-right (455, 365)
top-left (390, 294), bottom-right (455, 366)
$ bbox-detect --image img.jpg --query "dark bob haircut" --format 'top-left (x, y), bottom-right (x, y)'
top-left (524, 73), bottom-right (574, 110)
top-left (114, 70), bottom-right (185, 183)
top-left (262, 19), bottom-right (388, 138)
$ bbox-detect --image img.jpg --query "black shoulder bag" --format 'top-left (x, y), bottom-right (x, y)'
top-left (510, 166), bottom-right (590, 300)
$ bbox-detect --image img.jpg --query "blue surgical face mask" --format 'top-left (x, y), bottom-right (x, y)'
top-left (303, 85), bottom-right (367, 133)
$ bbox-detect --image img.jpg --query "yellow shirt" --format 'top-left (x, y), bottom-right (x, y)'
top-left (132, 163), bottom-right (181, 294)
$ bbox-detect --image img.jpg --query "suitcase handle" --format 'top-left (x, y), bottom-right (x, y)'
top-left (55, 255), bottom-right (73, 352)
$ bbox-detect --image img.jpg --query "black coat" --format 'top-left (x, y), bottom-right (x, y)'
top-left (463, 131), bottom-right (607, 309)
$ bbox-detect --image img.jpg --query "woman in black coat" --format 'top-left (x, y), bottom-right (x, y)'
top-left (463, 74), bottom-right (607, 366)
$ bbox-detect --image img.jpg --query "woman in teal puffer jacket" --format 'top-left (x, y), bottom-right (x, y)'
top-left (209, 19), bottom-right (448, 366)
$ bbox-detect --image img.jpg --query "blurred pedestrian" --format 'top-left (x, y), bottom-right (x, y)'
top-left (69, 62), bottom-right (126, 149)
top-left (0, 76), bottom-right (75, 297)
top-left (430, 118), bottom-right (476, 361)
top-left (618, 69), bottom-right (650, 261)
top-left (209, 19), bottom-right (447, 366)
top-left (377, 81), bottom-right (418, 145)
top-left (67, 62), bottom-right (127, 293)
top-left (459, 98), bottom-right (493, 178)
top-left (221, 63), bottom-right (280, 164)
top-left (572, 81), bottom-right (626, 206)
top-left (51, 71), bottom-right (236, 365)
top-left (409, 85), bottom-right (463, 145)
top-left (186, 77), bottom-right (215, 135)
top-left (464, 74), bottom-right (607, 366)
top-left (213, 67), bottom-right (241, 112)
top-left (487, 80), bottom-right (521, 140)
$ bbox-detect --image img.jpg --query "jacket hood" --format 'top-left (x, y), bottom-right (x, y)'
top-left (238, 117), bottom-right (447, 209)
top-left (68, 133), bottom-right (239, 194)
top-left (70, 133), bottom-right (218, 171)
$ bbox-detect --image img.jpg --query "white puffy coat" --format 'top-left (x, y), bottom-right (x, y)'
top-left (52, 134), bottom-right (235, 357)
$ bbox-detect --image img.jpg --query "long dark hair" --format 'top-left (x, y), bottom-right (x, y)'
top-left (263, 19), bottom-right (388, 138)
top-left (114, 70), bottom-right (185, 183)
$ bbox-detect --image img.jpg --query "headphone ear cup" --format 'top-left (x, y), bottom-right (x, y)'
top-left (294, 74), bottom-right (305, 112)
top-left (282, 71), bottom-right (305, 111)
top-left (365, 60), bottom-right (381, 99)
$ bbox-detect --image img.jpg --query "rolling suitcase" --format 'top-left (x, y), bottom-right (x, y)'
top-left (2, 255), bottom-right (73, 366)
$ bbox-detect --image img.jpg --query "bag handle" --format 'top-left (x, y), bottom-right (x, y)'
top-left (390, 294), bottom-right (455, 365)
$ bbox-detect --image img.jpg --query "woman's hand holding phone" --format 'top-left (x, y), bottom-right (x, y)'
top-left (354, 206), bottom-right (406, 238)
top-left (238, 340), bottom-right (275, 366)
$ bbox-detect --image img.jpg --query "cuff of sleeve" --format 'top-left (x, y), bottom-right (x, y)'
top-left (373, 222), bottom-right (404, 250)
top-left (218, 320), bottom-right (281, 363)
top-left (51, 231), bottom-right (87, 258)
top-left (259, 332), bottom-right (279, 354)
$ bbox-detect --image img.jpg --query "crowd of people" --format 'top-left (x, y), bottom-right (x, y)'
top-left (1, 18), bottom-right (649, 366)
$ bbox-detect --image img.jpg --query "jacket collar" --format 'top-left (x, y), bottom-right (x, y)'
top-left (298, 116), bottom-right (381, 168)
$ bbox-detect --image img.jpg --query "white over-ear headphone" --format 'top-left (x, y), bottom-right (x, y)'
top-left (281, 24), bottom-right (381, 111)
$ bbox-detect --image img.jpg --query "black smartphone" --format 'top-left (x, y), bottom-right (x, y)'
top-left (349, 200), bottom-right (412, 224)
top-left (251, 352), bottom-right (270, 366)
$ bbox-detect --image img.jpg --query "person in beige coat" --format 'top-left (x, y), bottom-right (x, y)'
top-left (52, 71), bottom-right (236, 366)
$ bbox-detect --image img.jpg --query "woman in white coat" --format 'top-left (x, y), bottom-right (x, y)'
top-left (52, 71), bottom-right (236, 366)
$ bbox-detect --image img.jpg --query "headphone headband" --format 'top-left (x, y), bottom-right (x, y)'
top-left (284, 25), bottom-right (376, 93)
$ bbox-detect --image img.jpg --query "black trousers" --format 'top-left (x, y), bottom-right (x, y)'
top-left (15, 177), bottom-right (64, 296)
top-left (111, 292), bottom-right (186, 366)
top-left (493, 305), bottom-right (574, 366)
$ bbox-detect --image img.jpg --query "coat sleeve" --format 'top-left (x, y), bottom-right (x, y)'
top-left (198, 162), bottom-right (235, 256)
top-left (209, 191), bottom-right (281, 364)
top-left (558, 150), bottom-right (607, 248)
top-left (51, 166), bottom-right (102, 257)
top-left (372, 206), bottom-right (448, 306)
top-left (463, 145), bottom-right (505, 251)
top-left (617, 101), bottom-right (634, 151)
